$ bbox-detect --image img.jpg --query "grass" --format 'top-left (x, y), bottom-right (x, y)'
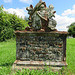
top-left (0, 39), bottom-right (16, 75)
top-left (66, 38), bottom-right (75, 73)
top-left (0, 38), bottom-right (75, 75)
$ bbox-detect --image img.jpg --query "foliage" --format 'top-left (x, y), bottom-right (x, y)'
top-left (68, 22), bottom-right (75, 37)
top-left (0, 5), bottom-right (28, 42)
top-left (0, 38), bottom-right (75, 75)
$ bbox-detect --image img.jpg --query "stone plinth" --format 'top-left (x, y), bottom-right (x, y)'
top-left (12, 31), bottom-right (68, 71)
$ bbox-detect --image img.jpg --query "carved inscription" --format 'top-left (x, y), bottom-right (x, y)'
top-left (16, 34), bottom-right (63, 61)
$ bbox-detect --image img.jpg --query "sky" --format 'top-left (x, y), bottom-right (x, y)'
top-left (0, 0), bottom-right (75, 31)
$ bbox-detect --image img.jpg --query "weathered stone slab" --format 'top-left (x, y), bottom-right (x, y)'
top-left (15, 31), bottom-right (67, 62)
top-left (16, 60), bottom-right (67, 67)
top-left (12, 60), bottom-right (67, 72)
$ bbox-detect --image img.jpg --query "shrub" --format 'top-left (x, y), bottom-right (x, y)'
top-left (0, 5), bottom-right (28, 42)
top-left (68, 22), bottom-right (75, 37)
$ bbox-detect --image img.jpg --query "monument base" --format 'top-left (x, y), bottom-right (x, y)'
top-left (13, 31), bottom-right (68, 72)
top-left (12, 60), bottom-right (67, 72)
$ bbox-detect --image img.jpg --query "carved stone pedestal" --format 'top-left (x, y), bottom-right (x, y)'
top-left (12, 31), bottom-right (68, 71)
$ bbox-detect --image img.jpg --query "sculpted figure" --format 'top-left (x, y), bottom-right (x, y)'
top-left (26, 5), bottom-right (33, 27)
top-left (26, 0), bottom-right (57, 31)
top-left (48, 4), bottom-right (57, 30)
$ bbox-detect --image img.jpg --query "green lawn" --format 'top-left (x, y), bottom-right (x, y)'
top-left (0, 38), bottom-right (75, 75)
top-left (66, 38), bottom-right (75, 74)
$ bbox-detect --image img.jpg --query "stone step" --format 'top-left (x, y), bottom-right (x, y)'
top-left (14, 60), bottom-right (67, 67)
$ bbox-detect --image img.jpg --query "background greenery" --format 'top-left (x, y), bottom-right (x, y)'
top-left (0, 38), bottom-right (75, 75)
top-left (0, 5), bottom-right (28, 42)
top-left (68, 22), bottom-right (75, 38)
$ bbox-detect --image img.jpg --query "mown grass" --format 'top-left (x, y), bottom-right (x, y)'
top-left (0, 39), bottom-right (16, 75)
top-left (66, 38), bottom-right (75, 74)
top-left (0, 38), bottom-right (75, 75)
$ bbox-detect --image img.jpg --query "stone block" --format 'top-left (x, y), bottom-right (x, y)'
top-left (15, 32), bottom-right (67, 63)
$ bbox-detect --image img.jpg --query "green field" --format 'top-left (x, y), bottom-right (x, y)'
top-left (0, 38), bottom-right (75, 75)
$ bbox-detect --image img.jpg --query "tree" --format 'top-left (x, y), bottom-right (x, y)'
top-left (0, 5), bottom-right (29, 42)
top-left (68, 22), bottom-right (75, 37)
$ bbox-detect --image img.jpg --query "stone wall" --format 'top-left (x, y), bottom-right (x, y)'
top-left (15, 32), bottom-right (67, 62)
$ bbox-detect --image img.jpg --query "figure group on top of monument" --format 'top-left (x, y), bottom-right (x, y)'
top-left (26, 0), bottom-right (57, 32)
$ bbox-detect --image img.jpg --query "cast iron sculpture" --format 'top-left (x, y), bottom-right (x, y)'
top-left (26, 0), bottom-right (57, 32)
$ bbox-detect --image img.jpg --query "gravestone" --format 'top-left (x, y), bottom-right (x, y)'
top-left (12, 0), bottom-right (68, 71)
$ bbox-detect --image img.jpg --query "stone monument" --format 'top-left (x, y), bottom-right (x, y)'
top-left (12, 0), bottom-right (68, 71)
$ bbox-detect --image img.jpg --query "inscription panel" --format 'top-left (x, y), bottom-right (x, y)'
top-left (16, 33), bottom-right (64, 62)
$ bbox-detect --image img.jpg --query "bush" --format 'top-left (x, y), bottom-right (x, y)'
top-left (68, 22), bottom-right (75, 37)
top-left (0, 5), bottom-right (28, 42)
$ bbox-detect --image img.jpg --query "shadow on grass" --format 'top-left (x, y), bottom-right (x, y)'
top-left (0, 62), bottom-right (13, 67)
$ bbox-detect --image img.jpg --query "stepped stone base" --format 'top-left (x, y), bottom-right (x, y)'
top-left (12, 60), bottom-right (67, 72)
